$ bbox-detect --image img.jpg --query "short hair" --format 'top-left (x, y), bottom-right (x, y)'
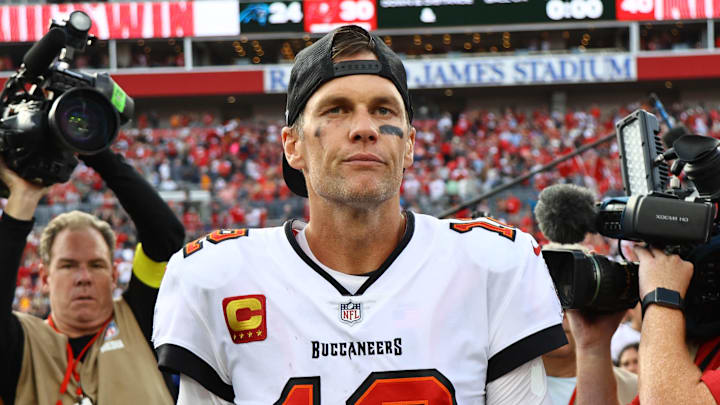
top-left (331, 25), bottom-right (375, 61)
top-left (40, 210), bottom-right (116, 265)
top-left (291, 111), bottom-right (304, 138)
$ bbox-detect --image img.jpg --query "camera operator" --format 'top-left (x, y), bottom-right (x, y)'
top-left (541, 243), bottom-right (638, 405)
top-left (568, 247), bottom-right (720, 405)
top-left (0, 148), bottom-right (185, 404)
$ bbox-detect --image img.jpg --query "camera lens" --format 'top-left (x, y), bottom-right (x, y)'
top-left (48, 88), bottom-right (118, 154)
top-left (542, 248), bottom-right (639, 312)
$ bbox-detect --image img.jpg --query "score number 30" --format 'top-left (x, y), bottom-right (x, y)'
top-left (339, 0), bottom-right (376, 21)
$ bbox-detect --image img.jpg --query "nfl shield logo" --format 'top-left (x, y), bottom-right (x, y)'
top-left (339, 301), bottom-right (362, 325)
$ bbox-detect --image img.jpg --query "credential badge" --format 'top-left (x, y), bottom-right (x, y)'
top-left (339, 301), bottom-right (362, 325)
top-left (103, 320), bottom-right (119, 341)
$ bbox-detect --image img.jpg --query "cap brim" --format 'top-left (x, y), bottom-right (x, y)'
top-left (282, 153), bottom-right (308, 198)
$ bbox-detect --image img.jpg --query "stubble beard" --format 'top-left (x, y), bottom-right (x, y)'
top-left (308, 166), bottom-right (403, 210)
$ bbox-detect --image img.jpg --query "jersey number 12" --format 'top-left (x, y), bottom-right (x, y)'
top-left (275, 369), bottom-right (456, 404)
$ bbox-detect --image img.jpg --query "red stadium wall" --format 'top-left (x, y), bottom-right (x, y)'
top-left (636, 53), bottom-right (720, 81)
top-left (110, 71), bottom-right (265, 97)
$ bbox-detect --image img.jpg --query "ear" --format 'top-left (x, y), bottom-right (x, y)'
top-left (111, 264), bottom-right (119, 289)
top-left (39, 263), bottom-right (51, 294)
top-left (282, 125), bottom-right (306, 171)
top-left (403, 125), bottom-right (416, 169)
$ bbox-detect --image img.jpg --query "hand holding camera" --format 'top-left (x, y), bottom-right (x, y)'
top-left (634, 246), bottom-right (694, 310)
top-left (0, 157), bottom-right (47, 221)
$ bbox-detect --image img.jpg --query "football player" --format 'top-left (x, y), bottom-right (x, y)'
top-left (153, 24), bottom-right (567, 404)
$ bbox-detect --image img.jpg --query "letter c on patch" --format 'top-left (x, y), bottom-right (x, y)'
top-left (226, 297), bottom-right (263, 331)
top-left (222, 294), bottom-right (267, 344)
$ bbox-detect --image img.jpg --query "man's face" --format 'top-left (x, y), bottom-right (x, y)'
top-left (42, 227), bottom-right (117, 335)
top-left (283, 51), bottom-right (415, 208)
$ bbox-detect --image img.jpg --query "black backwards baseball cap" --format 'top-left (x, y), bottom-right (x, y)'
top-left (282, 25), bottom-right (413, 198)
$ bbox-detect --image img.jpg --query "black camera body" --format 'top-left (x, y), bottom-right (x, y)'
top-left (596, 193), bottom-right (715, 245)
top-left (538, 110), bottom-right (720, 331)
top-left (0, 11), bottom-right (133, 195)
top-left (599, 109), bottom-right (718, 248)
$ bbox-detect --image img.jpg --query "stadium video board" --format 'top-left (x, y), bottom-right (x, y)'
top-left (377, 0), bottom-right (616, 28)
top-left (304, 0), bottom-right (377, 33)
top-left (240, 0), bottom-right (377, 33)
top-left (0, 1), bottom-right (239, 42)
top-left (240, 0), bottom-right (616, 33)
top-left (615, 0), bottom-right (720, 21)
top-left (240, 1), bottom-right (305, 32)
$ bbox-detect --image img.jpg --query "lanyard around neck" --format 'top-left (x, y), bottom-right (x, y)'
top-left (699, 338), bottom-right (720, 372)
top-left (48, 314), bottom-right (112, 405)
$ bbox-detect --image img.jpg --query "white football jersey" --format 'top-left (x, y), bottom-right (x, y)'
top-left (153, 212), bottom-right (565, 404)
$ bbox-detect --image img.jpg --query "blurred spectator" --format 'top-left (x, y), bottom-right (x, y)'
top-left (611, 303), bottom-right (642, 363)
top-left (618, 343), bottom-right (640, 375)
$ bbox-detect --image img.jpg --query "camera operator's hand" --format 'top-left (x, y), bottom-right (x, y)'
top-left (0, 158), bottom-right (47, 221)
top-left (634, 246), bottom-right (694, 299)
top-left (566, 309), bottom-right (626, 351)
top-left (566, 309), bottom-right (625, 405)
top-left (632, 246), bottom-right (716, 405)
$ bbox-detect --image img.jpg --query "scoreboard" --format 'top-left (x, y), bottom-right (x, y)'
top-left (240, 0), bottom-right (617, 33)
top-left (240, 1), bottom-right (305, 32)
top-left (240, 0), bottom-right (377, 33)
top-left (378, 0), bottom-right (615, 28)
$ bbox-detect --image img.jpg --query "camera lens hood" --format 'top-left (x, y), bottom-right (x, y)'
top-left (48, 87), bottom-right (119, 155)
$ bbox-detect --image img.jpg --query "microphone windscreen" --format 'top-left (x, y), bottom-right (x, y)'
top-left (22, 28), bottom-right (66, 77)
top-left (534, 184), bottom-right (598, 244)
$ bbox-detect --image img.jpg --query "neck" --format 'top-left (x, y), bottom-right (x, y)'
top-left (50, 314), bottom-right (108, 339)
top-left (542, 353), bottom-right (577, 378)
top-left (305, 196), bottom-right (406, 275)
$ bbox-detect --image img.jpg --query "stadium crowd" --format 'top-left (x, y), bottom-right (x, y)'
top-left (9, 101), bottom-right (720, 318)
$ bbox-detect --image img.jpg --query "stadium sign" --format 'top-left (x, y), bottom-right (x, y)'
top-left (615, 0), bottom-right (720, 20)
top-left (404, 53), bottom-right (635, 87)
top-left (264, 52), bottom-right (635, 92)
top-left (0, 0), bottom-right (239, 43)
top-left (377, 0), bottom-right (616, 28)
